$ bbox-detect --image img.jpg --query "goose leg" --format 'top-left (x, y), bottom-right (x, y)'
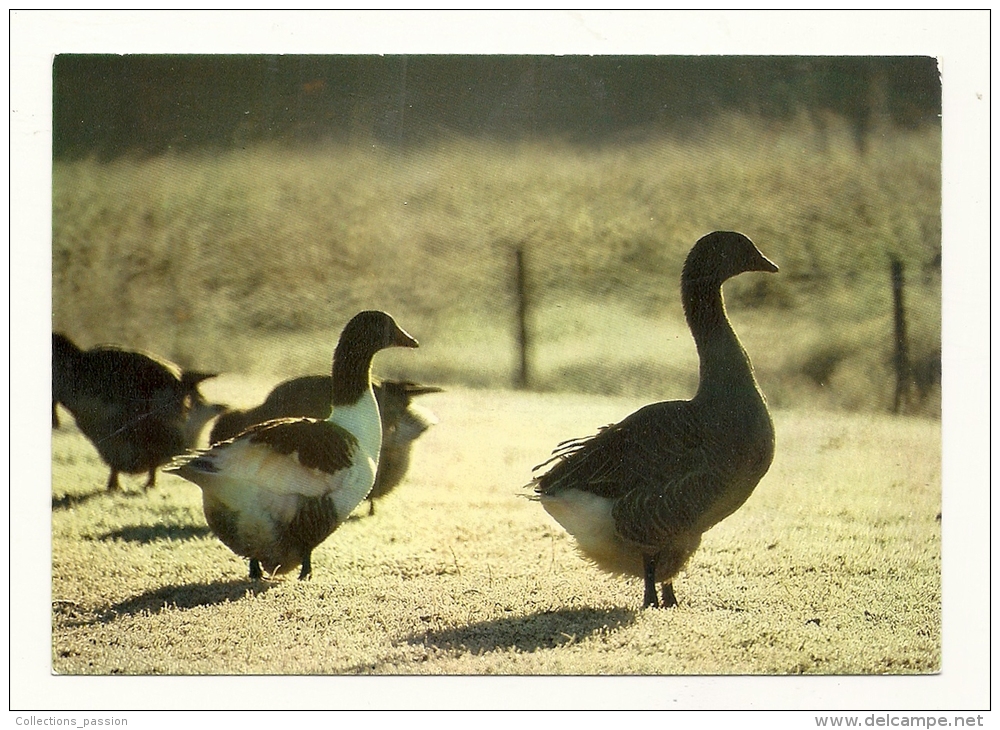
top-left (298, 552), bottom-right (312, 581)
top-left (642, 555), bottom-right (660, 609)
top-left (249, 559), bottom-right (262, 581)
top-left (661, 582), bottom-right (678, 608)
top-left (144, 468), bottom-right (157, 490)
top-left (106, 469), bottom-right (121, 492)
top-left (368, 499), bottom-right (376, 516)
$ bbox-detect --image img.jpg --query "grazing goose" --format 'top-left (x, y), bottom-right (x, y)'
top-left (365, 379), bottom-right (441, 515)
top-left (166, 311), bottom-right (418, 580)
top-left (209, 375), bottom-right (441, 515)
top-left (530, 231), bottom-right (778, 609)
top-left (52, 332), bottom-right (223, 492)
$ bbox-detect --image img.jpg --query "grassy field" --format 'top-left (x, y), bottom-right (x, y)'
top-left (51, 115), bottom-right (941, 417)
top-left (51, 384), bottom-right (941, 677)
top-left (44, 115), bottom-right (949, 702)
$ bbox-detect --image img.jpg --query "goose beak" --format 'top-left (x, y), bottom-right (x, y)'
top-left (755, 254), bottom-right (779, 274)
top-left (408, 384), bottom-right (444, 396)
top-left (392, 326), bottom-right (420, 349)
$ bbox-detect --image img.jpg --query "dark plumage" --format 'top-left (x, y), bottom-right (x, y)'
top-left (531, 231), bottom-right (778, 609)
top-left (209, 375), bottom-right (441, 515)
top-left (209, 376), bottom-right (333, 443)
top-left (167, 311), bottom-right (419, 580)
top-left (52, 332), bottom-right (223, 491)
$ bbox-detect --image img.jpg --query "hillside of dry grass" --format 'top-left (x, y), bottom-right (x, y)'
top-left (51, 115), bottom-right (941, 417)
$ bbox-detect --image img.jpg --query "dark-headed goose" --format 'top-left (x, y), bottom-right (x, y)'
top-left (209, 375), bottom-right (441, 516)
top-left (52, 332), bottom-right (223, 492)
top-left (531, 231), bottom-right (777, 609)
top-left (167, 311), bottom-right (418, 580)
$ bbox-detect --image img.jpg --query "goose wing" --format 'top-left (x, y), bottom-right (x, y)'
top-left (533, 400), bottom-right (738, 550)
top-left (172, 417), bottom-right (372, 526)
top-left (609, 470), bottom-right (723, 552)
top-left (85, 348), bottom-right (185, 403)
top-left (242, 417), bottom-right (357, 475)
top-left (533, 400), bottom-right (707, 500)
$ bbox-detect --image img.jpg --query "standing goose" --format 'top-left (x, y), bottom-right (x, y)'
top-left (52, 332), bottom-right (223, 492)
top-left (531, 231), bottom-right (778, 609)
top-left (167, 311), bottom-right (418, 580)
top-left (209, 375), bottom-right (441, 515)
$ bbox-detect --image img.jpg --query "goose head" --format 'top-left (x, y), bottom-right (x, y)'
top-left (337, 310), bottom-right (419, 358)
top-left (682, 231), bottom-right (778, 286)
top-left (330, 311), bottom-right (419, 407)
top-left (375, 380), bottom-right (443, 429)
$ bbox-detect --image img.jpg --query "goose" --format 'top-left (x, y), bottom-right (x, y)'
top-left (530, 231), bottom-right (778, 609)
top-left (52, 332), bottom-right (224, 492)
top-left (210, 376), bottom-right (441, 516)
top-left (364, 379), bottom-right (441, 515)
top-left (209, 375), bottom-right (441, 516)
top-left (166, 311), bottom-right (418, 580)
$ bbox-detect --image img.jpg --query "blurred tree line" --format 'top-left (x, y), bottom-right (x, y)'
top-left (53, 54), bottom-right (940, 159)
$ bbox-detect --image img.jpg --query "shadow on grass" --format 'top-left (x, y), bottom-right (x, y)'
top-left (406, 606), bottom-right (637, 655)
top-left (52, 487), bottom-right (154, 511)
top-left (63, 580), bottom-right (275, 627)
top-left (52, 491), bottom-right (109, 510)
top-left (96, 524), bottom-right (213, 544)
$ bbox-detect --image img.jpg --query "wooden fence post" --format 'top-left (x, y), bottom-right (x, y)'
top-left (515, 247), bottom-right (531, 389)
top-left (890, 255), bottom-right (912, 413)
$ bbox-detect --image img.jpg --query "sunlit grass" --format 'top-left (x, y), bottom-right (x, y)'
top-left (47, 113), bottom-right (945, 679)
top-left (52, 387), bottom-right (941, 675)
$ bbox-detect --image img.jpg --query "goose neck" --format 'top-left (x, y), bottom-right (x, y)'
top-left (683, 277), bottom-right (757, 398)
top-left (330, 346), bottom-right (376, 407)
top-left (328, 385), bottom-right (383, 464)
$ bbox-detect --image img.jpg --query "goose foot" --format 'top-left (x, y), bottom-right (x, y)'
top-left (661, 583), bottom-right (678, 608)
top-left (298, 553), bottom-right (312, 581)
top-left (249, 559), bottom-right (263, 581)
top-left (642, 556), bottom-right (660, 608)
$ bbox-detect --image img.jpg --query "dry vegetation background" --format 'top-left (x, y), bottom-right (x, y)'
top-left (52, 115), bottom-right (941, 415)
top-left (51, 115), bottom-right (942, 678)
